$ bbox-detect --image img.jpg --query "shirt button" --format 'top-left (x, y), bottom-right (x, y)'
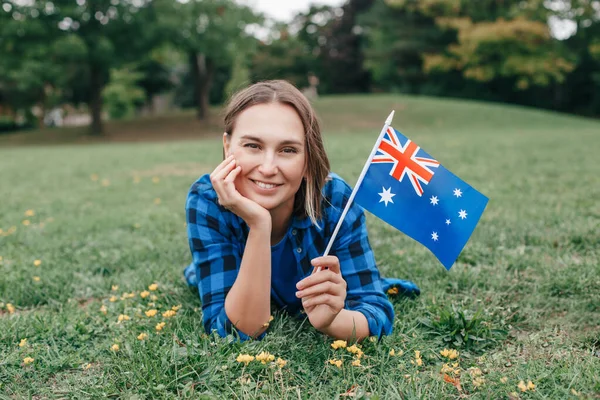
top-left (296, 247), bottom-right (302, 253)
top-left (292, 229), bottom-right (297, 235)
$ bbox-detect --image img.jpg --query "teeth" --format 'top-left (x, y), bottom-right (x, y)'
top-left (255, 181), bottom-right (277, 189)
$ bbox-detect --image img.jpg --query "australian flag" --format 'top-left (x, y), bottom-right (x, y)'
top-left (354, 126), bottom-right (488, 270)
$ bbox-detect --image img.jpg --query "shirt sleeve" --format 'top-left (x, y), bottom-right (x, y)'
top-left (186, 183), bottom-right (266, 341)
top-left (330, 185), bottom-right (395, 338)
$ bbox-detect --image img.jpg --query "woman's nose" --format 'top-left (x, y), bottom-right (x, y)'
top-left (258, 154), bottom-right (278, 176)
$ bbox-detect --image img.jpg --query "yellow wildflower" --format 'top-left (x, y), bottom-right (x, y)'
top-left (140, 291), bottom-right (150, 298)
top-left (133, 176), bottom-right (141, 183)
top-left (111, 285), bottom-right (119, 291)
top-left (33, 260), bottom-right (42, 267)
top-left (111, 344), bottom-right (120, 352)
top-left (351, 359), bottom-right (361, 367)
top-left (328, 359), bottom-right (343, 368)
top-left (25, 209), bottom-right (35, 217)
top-left (23, 357), bottom-right (34, 365)
top-left (527, 381), bottom-right (535, 391)
top-left (152, 176), bottom-right (160, 183)
top-left (162, 310), bottom-right (177, 318)
top-left (150, 294), bottom-right (158, 301)
top-left (117, 314), bottom-right (130, 322)
top-left (387, 287), bottom-right (399, 295)
top-left (269, 315), bottom-right (274, 322)
top-left (440, 348), bottom-right (459, 360)
top-left (155, 322), bottom-right (166, 331)
top-left (171, 305), bottom-right (182, 311)
top-left (154, 198), bottom-right (161, 205)
top-left (441, 363), bottom-right (454, 374)
top-left (109, 296), bottom-right (118, 302)
top-left (32, 276), bottom-right (40, 282)
top-left (145, 309), bottom-right (158, 317)
top-left (275, 357), bottom-right (287, 368)
top-left (412, 350), bottom-right (423, 366)
top-left (22, 220), bottom-right (31, 226)
top-left (137, 333), bottom-right (148, 340)
top-left (120, 292), bottom-right (135, 300)
top-left (236, 354), bottom-right (255, 365)
top-left (331, 340), bottom-right (347, 349)
top-left (19, 338), bottom-right (27, 347)
top-left (369, 336), bottom-right (377, 342)
top-left (389, 348), bottom-right (395, 356)
top-left (347, 344), bottom-right (364, 358)
top-left (0, 256), bottom-right (3, 262)
top-left (500, 377), bottom-right (508, 383)
top-left (133, 223), bottom-right (141, 229)
top-left (100, 305), bottom-right (107, 314)
top-left (101, 179), bottom-right (110, 187)
top-left (148, 283), bottom-right (158, 291)
top-left (518, 380), bottom-right (528, 392)
top-left (472, 377), bottom-right (485, 388)
top-left (255, 351), bottom-right (275, 364)
top-left (90, 174), bottom-right (99, 181)
top-left (7, 303), bottom-right (15, 314)
top-left (82, 363), bottom-right (92, 370)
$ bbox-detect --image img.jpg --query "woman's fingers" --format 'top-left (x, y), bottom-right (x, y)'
top-left (310, 256), bottom-right (341, 274)
top-left (296, 279), bottom-right (343, 299)
top-left (224, 165), bottom-right (242, 183)
top-left (301, 293), bottom-right (344, 310)
top-left (209, 155), bottom-right (234, 179)
top-left (297, 269), bottom-right (344, 291)
top-left (211, 157), bottom-right (236, 183)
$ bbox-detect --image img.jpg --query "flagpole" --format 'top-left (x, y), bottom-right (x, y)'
top-left (317, 110), bottom-right (395, 270)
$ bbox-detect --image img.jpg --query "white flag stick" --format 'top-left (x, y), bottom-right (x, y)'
top-left (316, 110), bottom-right (395, 272)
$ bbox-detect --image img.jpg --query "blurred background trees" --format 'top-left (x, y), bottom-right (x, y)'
top-left (1, 0), bottom-right (598, 135)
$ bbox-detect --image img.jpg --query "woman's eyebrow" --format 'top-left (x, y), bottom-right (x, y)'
top-left (239, 135), bottom-right (303, 147)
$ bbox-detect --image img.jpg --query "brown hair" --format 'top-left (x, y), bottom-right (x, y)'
top-left (223, 80), bottom-right (330, 226)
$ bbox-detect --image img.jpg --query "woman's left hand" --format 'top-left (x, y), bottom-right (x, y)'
top-left (296, 256), bottom-right (347, 330)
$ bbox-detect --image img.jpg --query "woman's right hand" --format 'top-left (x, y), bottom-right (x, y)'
top-left (210, 155), bottom-right (271, 229)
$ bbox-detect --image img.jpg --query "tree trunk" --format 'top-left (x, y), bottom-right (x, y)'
top-left (89, 64), bottom-right (104, 135)
top-left (190, 52), bottom-right (215, 120)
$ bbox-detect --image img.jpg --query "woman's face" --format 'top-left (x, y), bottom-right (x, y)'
top-left (224, 102), bottom-right (307, 216)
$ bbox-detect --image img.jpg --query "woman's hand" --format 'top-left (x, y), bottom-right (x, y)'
top-left (296, 256), bottom-right (347, 331)
top-left (210, 155), bottom-right (271, 229)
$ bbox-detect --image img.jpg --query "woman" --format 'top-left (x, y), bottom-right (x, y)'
top-left (184, 80), bottom-right (419, 341)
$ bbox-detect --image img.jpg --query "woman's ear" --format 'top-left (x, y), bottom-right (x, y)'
top-left (222, 132), bottom-right (230, 158)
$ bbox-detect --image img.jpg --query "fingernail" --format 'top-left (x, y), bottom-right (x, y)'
top-left (296, 283), bottom-right (302, 289)
top-left (295, 291), bottom-right (301, 297)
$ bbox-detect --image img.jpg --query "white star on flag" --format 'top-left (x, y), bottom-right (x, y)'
top-left (445, 219), bottom-right (451, 225)
top-left (430, 196), bottom-right (439, 205)
top-left (431, 232), bottom-right (439, 241)
top-left (453, 188), bottom-right (462, 197)
top-left (378, 187), bottom-right (396, 206)
top-left (458, 209), bottom-right (467, 219)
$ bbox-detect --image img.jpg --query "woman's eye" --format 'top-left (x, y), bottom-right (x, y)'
top-left (282, 147), bottom-right (298, 154)
top-left (244, 143), bottom-right (260, 149)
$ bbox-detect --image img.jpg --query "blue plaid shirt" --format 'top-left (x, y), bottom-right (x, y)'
top-left (185, 172), bottom-right (396, 340)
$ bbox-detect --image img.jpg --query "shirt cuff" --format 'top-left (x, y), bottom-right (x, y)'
top-left (346, 301), bottom-right (392, 339)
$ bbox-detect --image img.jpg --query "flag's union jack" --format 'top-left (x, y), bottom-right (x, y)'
top-left (372, 127), bottom-right (440, 196)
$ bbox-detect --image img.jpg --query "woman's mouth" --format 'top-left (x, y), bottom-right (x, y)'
top-left (251, 179), bottom-right (283, 190)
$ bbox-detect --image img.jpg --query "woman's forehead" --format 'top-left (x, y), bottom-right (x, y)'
top-left (232, 103), bottom-right (305, 143)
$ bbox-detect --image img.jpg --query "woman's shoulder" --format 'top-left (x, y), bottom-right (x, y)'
top-left (322, 172), bottom-right (353, 204)
top-left (186, 173), bottom-right (218, 209)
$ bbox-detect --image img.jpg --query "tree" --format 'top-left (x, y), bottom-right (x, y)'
top-left (155, 0), bottom-right (260, 120)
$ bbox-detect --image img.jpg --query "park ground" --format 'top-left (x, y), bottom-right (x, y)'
top-left (0, 94), bottom-right (599, 398)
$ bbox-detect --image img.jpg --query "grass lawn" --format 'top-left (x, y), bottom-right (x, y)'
top-left (1, 94), bottom-right (599, 398)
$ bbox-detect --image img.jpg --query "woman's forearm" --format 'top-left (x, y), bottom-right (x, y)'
top-left (224, 222), bottom-right (272, 337)
top-left (319, 309), bottom-right (370, 341)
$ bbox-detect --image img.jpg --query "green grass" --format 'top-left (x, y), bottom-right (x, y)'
top-left (1, 94), bottom-right (599, 398)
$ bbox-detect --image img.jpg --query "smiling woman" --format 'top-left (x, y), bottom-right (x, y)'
top-left (183, 80), bottom-right (420, 342)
